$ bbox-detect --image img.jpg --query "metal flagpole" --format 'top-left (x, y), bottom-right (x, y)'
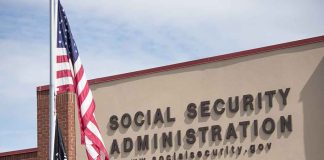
top-left (49, 0), bottom-right (57, 159)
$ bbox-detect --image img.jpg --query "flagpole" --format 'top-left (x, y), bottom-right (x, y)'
top-left (49, 0), bottom-right (57, 159)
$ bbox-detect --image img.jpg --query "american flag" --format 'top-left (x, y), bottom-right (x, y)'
top-left (55, 1), bottom-right (109, 159)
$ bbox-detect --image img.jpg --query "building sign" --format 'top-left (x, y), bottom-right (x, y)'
top-left (107, 88), bottom-right (292, 160)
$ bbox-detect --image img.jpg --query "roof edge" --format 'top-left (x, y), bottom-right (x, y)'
top-left (0, 148), bottom-right (37, 157)
top-left (37, 35), bottom-right (324, 91)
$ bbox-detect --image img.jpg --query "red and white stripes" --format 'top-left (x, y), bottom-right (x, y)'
top-left (56, 48), bottom-right (74, 94)
top-left (56, 47), bottom-right (109, 160)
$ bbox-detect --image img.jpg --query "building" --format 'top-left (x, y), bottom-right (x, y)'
top-left (1, 35), bottom-right (324, 160)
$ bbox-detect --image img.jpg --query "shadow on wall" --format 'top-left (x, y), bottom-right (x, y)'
top-left (301, 57), bottom-right (324, 160)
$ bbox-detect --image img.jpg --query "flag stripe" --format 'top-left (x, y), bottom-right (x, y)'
top-left (85, 136), bottom-right (99, 159)
top-left (81, 101), bottom-right (95, 126)
top-left (57, 55), bottom-right (69, 63)
top-left (78, 84), bottom-right (90, 108)
top-left (57, 62), bottom-right (71, 71)
top-left (56, 50), bottom-right (67, 56)
top-left (74, 65), bottom-right (84, 83)
top-left (57, 69), bottom-right (73, 78)
top-left (56, 77), bottom-right (74, 86)
top-left (77, 73), bottom-right (88, 96)
top-left (74, 57), bottom-right (82, 74)
top-left (84, 127), bottom-right (108, 156)
top-left (56, 84), bottom-right (75, 94)
top-left (87, 121), bottom-right (104, 142)
top-left (80, 90), bottom-right (93, 116)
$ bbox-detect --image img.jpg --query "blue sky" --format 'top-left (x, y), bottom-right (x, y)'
top-left (0, 0), bottom-right (323, 152)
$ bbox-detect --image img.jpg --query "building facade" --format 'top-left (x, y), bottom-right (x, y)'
top-left (1, 35), bottom-right (324, 160)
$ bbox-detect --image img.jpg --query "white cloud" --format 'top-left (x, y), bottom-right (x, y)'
top-left (2, 1), bottom-right (324, 56)
top-left (59, 0), bottom-right (324, 58)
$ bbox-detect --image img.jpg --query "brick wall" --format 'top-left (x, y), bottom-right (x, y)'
top-left (37, 90), bottom-right (76, 160)
top-left (0, 148), bottom-right (37, 160)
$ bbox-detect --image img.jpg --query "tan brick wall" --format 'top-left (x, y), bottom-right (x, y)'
top-left (37, 91), bottom-right (76, 160)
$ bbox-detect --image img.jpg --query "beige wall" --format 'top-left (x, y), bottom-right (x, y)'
top-left (76, 42), bottom-right (324, 160)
